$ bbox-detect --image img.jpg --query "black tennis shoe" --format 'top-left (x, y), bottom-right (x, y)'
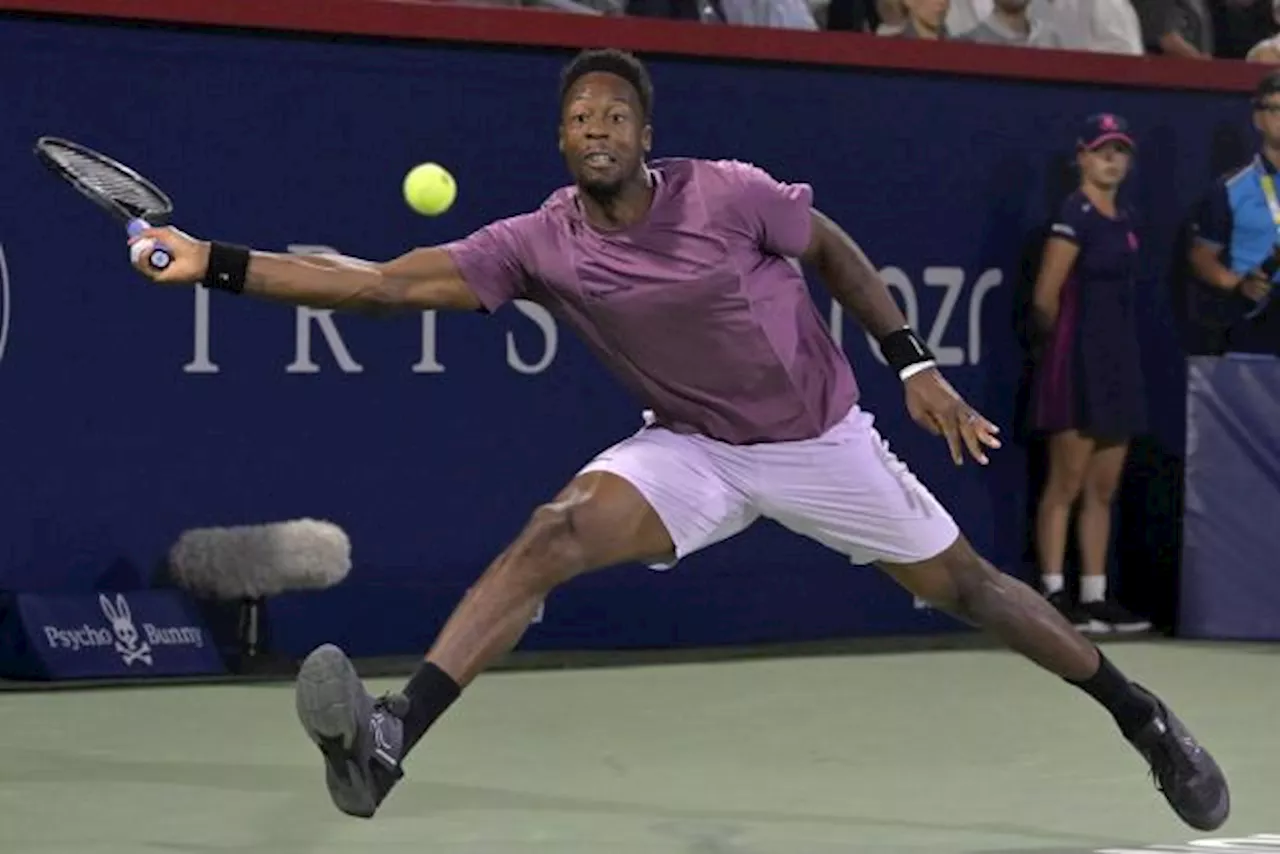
top-left (1126, 684), bottom-right (1230, 831)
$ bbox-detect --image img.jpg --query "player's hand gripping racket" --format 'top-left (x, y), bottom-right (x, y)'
top-left (33, 136), bottom-right (175, 271)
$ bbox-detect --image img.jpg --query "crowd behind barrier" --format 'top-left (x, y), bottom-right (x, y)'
top-left (0, 0), bottom-right (1276, 680)
top-left (424, 0), bottom-right (1280, 63)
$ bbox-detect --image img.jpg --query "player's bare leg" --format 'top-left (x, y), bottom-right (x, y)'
top-left (876, 535), bottom-right (1228, 831)
top-left (425, 471), bottom-right (675, 685)
top-left (294, 471), bottom-right (674, 819)
top-left (880, 535), bottom-right (1098, 676)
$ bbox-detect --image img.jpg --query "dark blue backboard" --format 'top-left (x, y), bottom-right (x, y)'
top-left (0, 17), bottom-right (1255, 656)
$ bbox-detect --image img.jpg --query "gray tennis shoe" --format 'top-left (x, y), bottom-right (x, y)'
top-left (295, 643), bottom-right (407, 818)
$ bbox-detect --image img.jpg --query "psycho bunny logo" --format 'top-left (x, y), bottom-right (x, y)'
top-left (99, 594), bottom-right (154, 666)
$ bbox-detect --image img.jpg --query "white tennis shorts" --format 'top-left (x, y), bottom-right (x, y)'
top-left (579, 404), bottom-right (960, 568)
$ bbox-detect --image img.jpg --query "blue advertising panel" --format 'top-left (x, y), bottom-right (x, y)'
top-left (1180, 355), bottom-right (1280, 640)
top-left (0, 14), bottom-right (1256, 657)
top-left (0, 590), bottom-right (224, 679)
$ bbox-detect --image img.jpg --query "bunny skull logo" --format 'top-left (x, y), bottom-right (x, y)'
top-left (99, 593), bottom-right (154, 666)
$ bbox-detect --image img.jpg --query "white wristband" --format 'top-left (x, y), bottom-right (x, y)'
top-left (898, 360), bottom-right (937, 382)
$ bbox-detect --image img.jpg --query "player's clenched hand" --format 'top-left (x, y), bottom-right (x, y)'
top-left (903, 368), bottom-right (1002, 466)
top-left (127, 226), bottom-right (210, 285)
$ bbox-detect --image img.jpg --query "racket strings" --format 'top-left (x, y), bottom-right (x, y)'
top-left (47, 146), bottom-right (169, 216)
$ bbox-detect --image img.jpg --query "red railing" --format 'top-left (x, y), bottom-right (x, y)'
top-left (0, 0), bottom-right (1268, 93)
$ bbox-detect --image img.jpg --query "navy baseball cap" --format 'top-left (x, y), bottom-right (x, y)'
top-left (1077, 113), bottom-right (1135, 151)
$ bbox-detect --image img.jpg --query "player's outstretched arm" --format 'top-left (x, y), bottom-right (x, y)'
top-left (802, 209), bottom-right (1000, 465)
top-left (800, 209), bottom-right (910, 341)
top-left (127, 226), bottom-right (482, 314)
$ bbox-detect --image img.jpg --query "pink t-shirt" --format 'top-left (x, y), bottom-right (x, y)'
top-left (442, 157), bottom-right (859, 445)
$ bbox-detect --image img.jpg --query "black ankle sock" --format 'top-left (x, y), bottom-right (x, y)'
top-left (400, 661), bottom-right (462, 755)
top-left (1066, 648), bottom-right (1158, 739)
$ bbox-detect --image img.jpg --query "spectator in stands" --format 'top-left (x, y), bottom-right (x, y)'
top-left (1133, 0), bottom-right (1213, 56)
top-left (948, 0), bottom-right (1143, 52)
top-left (1045, 0), bottom-right (1145, 53)
top-left (1187, 71), bottom-right (1280, 355)
top-left (623, 0), bottom-right (819, 22)
top-left (568, 0), bottom-right (627, 12)
top-left (1245, 0), bottom-right (1280, 59)
top-left (825, 0), bottom-right (906, 31)
top-left (957, 0), bottom-right (1063, 46)
top-left (874, 0), bottom-right (910, 32)
top-left (624, 0), bottom-right (708, 18)
top-left (719, 0), bottom-right (820, 27)
top-left (1210, 0), bottom-right (1275, 58)
top-left (894, 0), bottom-right (950, 36)
top-left (529, 0), bottom-right (620, 13)
top-left (1028, 114), bottom-right (1154, 635)
top-left (947, 0), bottom-right (989, 34)
top-left (1248, 33), bottom-right (1280, 59)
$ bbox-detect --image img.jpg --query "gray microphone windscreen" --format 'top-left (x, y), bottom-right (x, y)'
top-left (168, 518), bottom-right (352, 599)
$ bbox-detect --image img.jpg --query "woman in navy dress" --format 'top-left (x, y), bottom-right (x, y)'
top-left (1030, 113), bottom-right (1151, 635)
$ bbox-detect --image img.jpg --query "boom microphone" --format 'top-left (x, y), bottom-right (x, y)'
top-left (168, 518), bottom-right (352, 599)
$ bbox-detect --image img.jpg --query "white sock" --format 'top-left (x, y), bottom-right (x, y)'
top-left (1081, 575), bottom-right (1107, 603)
top-left (1042, 573), bottom-right (1064, 595)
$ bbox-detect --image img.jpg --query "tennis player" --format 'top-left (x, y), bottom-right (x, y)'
top-left (128, 48), bottom-right (1228, 832)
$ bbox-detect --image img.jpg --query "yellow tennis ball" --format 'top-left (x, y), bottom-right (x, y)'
top-left (402, 162), bottom-right (456, 216)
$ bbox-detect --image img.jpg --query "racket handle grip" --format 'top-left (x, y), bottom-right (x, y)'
top-left (127, 217), bottom-right (172, 271)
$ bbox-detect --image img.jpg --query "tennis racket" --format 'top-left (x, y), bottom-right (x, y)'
top-left (34, 136), bottom-right (175, 271)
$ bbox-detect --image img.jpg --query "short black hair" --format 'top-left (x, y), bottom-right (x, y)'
top-left (559, 48), bottom-right (653, 121)
top-left (1255, 70), bottom-right (1280, 106)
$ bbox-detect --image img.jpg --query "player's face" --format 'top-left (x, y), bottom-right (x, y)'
top-left (560, 72), bottom-right (651, 197)
top-left (1078, 141), bottom-right (1132, 189)
top-left (1254, 97), bottom-right (1280, 147)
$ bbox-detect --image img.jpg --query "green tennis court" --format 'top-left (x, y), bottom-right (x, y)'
top-left (1, 639), bottom-right (1275, 854)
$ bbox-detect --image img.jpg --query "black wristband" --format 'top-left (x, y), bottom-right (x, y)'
top-left (878, 327), bottom-right (936, 379)
top-left (203, 241), bottom-right (250, 294)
